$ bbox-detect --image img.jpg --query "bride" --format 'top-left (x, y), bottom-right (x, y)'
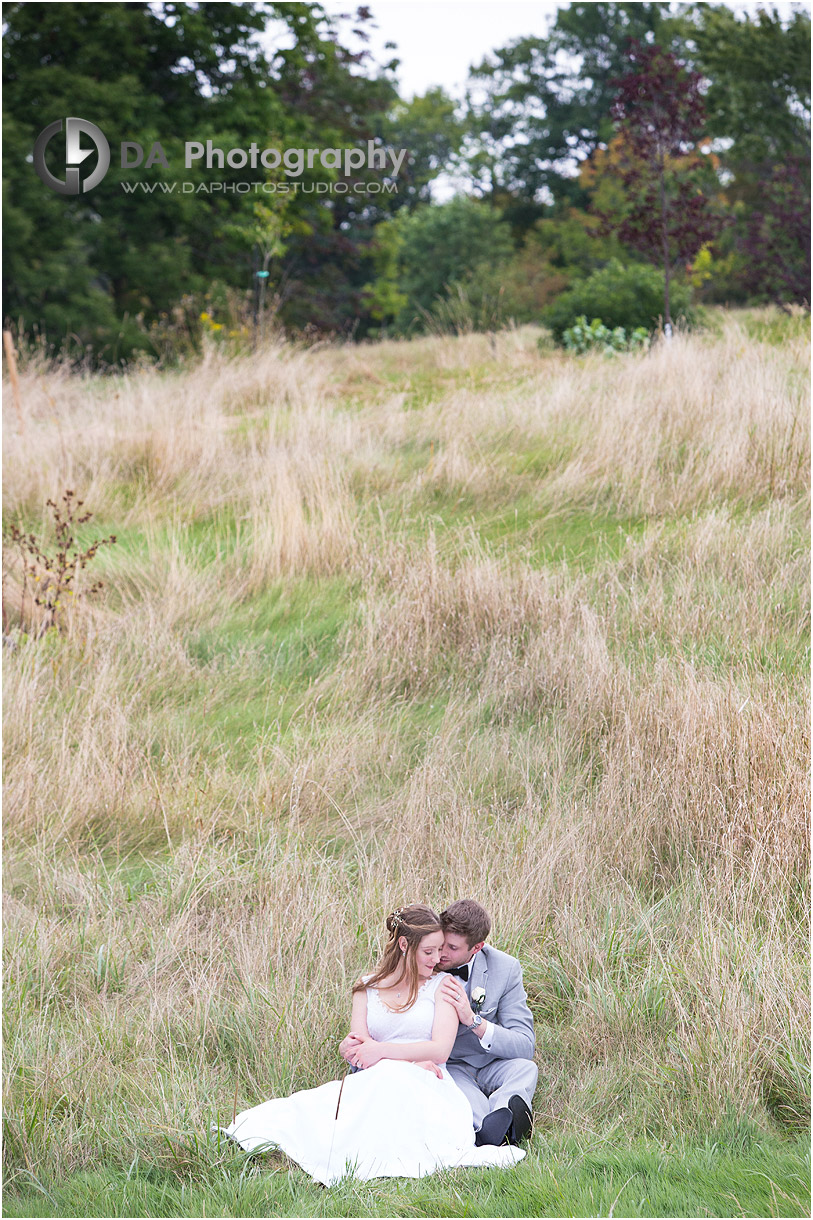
top-left (220, 904), bottom-right (526, 1185)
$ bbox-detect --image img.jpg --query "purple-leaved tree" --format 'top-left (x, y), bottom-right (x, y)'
top-left (742, 157), bottom-right (811, 309)
top-left (607, 42), bottom-right (724, 333)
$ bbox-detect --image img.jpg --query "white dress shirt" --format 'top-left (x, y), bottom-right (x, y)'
top-left (459, 951), bottom-right (495, 1050)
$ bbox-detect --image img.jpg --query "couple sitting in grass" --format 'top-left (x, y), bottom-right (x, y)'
top-left (220, 899), bottom-right (537, 1185)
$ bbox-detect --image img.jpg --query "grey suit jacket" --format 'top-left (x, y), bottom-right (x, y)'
top-left (447, 943), bottom-right (535, 1068)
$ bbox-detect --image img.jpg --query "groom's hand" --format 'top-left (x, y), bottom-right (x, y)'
top-left (439, 976), bottom-right (474, 1026)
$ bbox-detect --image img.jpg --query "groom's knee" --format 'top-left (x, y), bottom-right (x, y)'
top-left (481, 1057), bottom-right (538, 1101)
top-left (519, 1060), bottom-right (538, 1096)
top-left (510, 1059), bottom-right (538, 1097)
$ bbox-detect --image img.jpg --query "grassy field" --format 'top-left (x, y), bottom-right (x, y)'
top-left (3, 309), bottom-right (810, 1218)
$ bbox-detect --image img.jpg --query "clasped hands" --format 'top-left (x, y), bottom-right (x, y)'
top-left (338, 1032), bottom-right (382, 1070)
top-left (338, 1033), bottom-right (442, 1079)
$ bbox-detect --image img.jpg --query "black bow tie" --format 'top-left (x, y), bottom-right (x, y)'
top-left (446, 965), bottom-right (469, 980)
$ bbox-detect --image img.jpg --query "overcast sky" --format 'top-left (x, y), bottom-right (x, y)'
top-left (314, 0), bottom-right (809, 100)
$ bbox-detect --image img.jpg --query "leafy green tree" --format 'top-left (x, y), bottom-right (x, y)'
top-left (254, 13), bottom-right (402, 336)
top-left (361, 216), bottom-right (408, 332)
top-left (2, 2), bottom-right (410, 357)
top-left (464, 3), bottom-right (681, 218)
top-left (682, 3), bottom-right (810, 169)
top-left (2, 108), bottom-right (123, 347)
top-left (459, 245), bottom-right (570, 327)
top-left (382, 88), bottom-right (465, 209)
top-left (3, 3), bottom-right (283, 357)
top-left (528, 204), bottom-right (631, 281)
top-left (371, 196), bottom-right (514, 332)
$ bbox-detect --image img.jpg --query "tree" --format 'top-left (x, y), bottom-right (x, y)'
top-left (742, 158), bottom-right (810, 307)
top-left (3, 2), bottom-right (294, 356)
top-left (605, 42), bottom-right (722, 331)
top-left (678, 3), bottom-right (810, 306)
top-left (1, 2), bottom-right (411, 358)
top-left (364, 196), bottom-right (514, 333)
top-left (382, 88), bottom-right (465, 210)
top-left (253, 11), bottom-right (402, 337)
top-left (682, 3), bottom-right (810, 170)
top-left (461, 1), bottom-right (809, 301)
top-left (463, 3), bottom-right (682, 219)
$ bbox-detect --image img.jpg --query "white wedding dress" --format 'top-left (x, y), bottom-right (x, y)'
top-left (220, 973), bottom-right (525, 1185)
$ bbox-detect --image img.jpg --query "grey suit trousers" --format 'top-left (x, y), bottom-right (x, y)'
top-left (446, 1058), bottom-right (538, 1129)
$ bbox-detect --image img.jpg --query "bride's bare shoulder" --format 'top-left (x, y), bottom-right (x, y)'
top-left (373, 973), bottom-right (401, 990)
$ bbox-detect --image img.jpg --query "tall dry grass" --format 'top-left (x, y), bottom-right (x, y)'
top-left (3, 310), bottom-right (809, 1187)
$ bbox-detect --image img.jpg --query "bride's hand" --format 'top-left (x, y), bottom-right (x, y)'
top-left (351, 1039), bottom-right (384, 1070)
top-left (339, 1032), bottom-right (364, 1062)
top-left (414, 1060), bottom-right (443, 1079)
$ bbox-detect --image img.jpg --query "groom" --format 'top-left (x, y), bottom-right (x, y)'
top-left (437, 899), bottom-right (537, 1147)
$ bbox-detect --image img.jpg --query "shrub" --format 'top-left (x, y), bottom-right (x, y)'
top-left (560, 316), bottom-right (650, 355)
top-left (470, 250), bottom-right (570, 325)
top-left (420, 254), bottom-right (569, 336)
top-left (542, 259), bottom-right (694, 343)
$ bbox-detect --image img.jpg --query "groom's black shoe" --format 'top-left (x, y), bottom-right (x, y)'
top-left (507, 1095), bottom-right (533, 1144)
top-left (474, 1107), bottom-right (513, 1147)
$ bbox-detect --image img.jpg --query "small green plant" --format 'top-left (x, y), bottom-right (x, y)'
top-left (560, 315), bottom-right (650, 356)
top-left (7, 491), bottom-right (116, 635)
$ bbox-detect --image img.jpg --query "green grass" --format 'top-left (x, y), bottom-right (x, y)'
top-left (369, 477), bottom-right (654, 572)
top-left (161, 577), bottom-right (356, 763)
top-left (373, 354), bottom-right (534, 411)
top-left (741, 309), bottom-right (810, 348)
top-left (188, 576), bottom-right (354, 665)
top-left (483, 503), bottom-right (652, 568)
top-left (3, 1128), bottom-right (809, 1217)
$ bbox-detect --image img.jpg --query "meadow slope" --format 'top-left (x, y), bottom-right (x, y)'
top-left (3, 311), bottom-right (810, 1218)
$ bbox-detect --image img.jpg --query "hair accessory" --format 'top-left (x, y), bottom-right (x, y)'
top-left (390, 907), bottom-right (404, 930)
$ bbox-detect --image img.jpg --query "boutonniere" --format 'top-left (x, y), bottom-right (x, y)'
top-left (471, 987), bottom-right (486, 1013)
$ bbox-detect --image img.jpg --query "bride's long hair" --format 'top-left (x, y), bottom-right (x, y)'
top-left (353, 904), bottom-right (442, 1011)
